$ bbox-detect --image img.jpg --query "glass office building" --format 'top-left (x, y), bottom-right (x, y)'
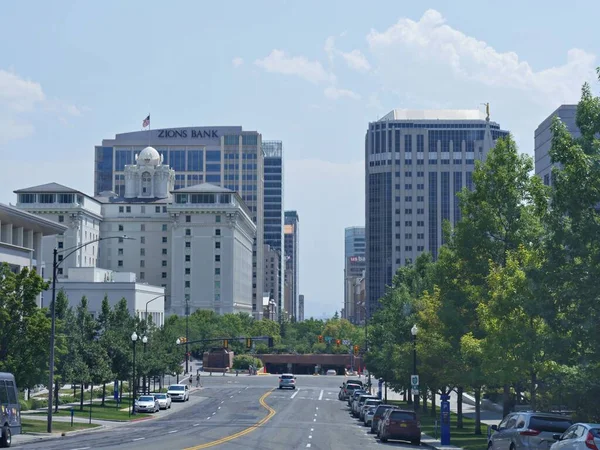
top-left (94, 126), bottom-right (265, 316)
top-left (365, 110), bottom-right (509, 316)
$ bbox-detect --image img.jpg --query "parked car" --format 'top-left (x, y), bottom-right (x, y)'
top-left (378, 408), bottom-right (421, 445)
top-left (0, 372), bottom-right (21, 448)
top-left (135, 395), bottom-right (160, 413)
top-left (353, 394), bottom-right (377, 417)
top-left (278, 373), bottom-right (297, 390)
top-left (348, 389), bottom-right (366, 408)
top-left (326, 369), bottom-right (336, 376)
top-left (550, 423), bottom-right (600, 449)
top-left (153, 393), bottom-right (172, 410)
top-left (339, 382), bottom-right (362, 401)
top-left (488, 412), bottom-right (573, 450)
top-left (370, 404), bottom-right (395, 434)
top-left (167, 384), bottom-right (190, 402)
top-left (360, 398), bottom-right (382, 421)
top-left (364, 405), bottom-right (378, 427)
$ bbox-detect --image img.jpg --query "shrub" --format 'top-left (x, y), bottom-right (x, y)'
top-left (232, 355), bottom-right (263, 370)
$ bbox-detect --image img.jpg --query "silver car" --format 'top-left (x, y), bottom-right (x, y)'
top-left (550, 423), bottom-right (600, 449)
top-left (135, 395), bottom-right (159, 413)
top-left (278, 373), bottom-right (296, 390)
top-left (153, 393), bottom-right (172, 410)
top-left (360, 398), bottom-right (382, 421)
top-left (364, 405), bottom-right (377, 426)
top-left (488, 412), bottom-right (573, 449)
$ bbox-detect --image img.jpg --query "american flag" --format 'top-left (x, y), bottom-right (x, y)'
top-left (142, 115), bottom-right (150, 128)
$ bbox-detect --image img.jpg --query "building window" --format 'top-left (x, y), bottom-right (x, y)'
top-left (185, 229), bottom-right (191, 236)
top-left (141, 224), bottom-right (145, 232)
top-left (118, 248), bottom-right (123, 255)
top-left (405, 233), bottom-right (412, 239)
top-left (405, 246), bottom-right (412, 251)
top-left (216, 215), bottom-right (221, 223)
top-left (162, 272), bottom-right (167, 278)
top-left (140, 260), bottom-right (145, 267)
top-left (162, 260), bottom-right (167, 267)
top-left (118, 260), bottom-right (123, 267)
top-left (215, 255), bottom-right (220, 262)
top-left (141, 206), bottom-right (145, 214)
top-left (417, 233), bottom-right (425, 240)
top-left (185, 255), bottom-right (191, 262)
top-left (162, 248), bottom-right (167, 255)
top-left (155, 206), bottom-right (161, 213)
top-left (162, 236), bottom-right (167, 243)
top-left (215, 268), bottom-right (220, 275)
top-left (417, 196), bottom-right (424, 202)
top-left (185, 242), bottom-right (191, 248)
top-left (404, 184), bottom-right (412, 190)
top-left (58, 255), bottom-right (63, 262)
top-left (58, 215), bottom-right (64, 223)
top-left (215, 229), bottom-right (221, 236)
top-left (405, 221), bottom-right (412, 226)
top-left (417, 246), bottom-right (425, 251)
top-left (417, 221), bottom-right (424, 227)
top-left (118, 237), bottom-right (123, 243)
top-left (417, 208), bottom-right (424, 214)
top-left (405, 196), bottom-right (412, 202)
top-left (405, 209), bottom-right (412, 214)
top-left (126, 206), bottom-right (131, 213)
top-left (140, 272), bottom-right (145, 280)
top-left (141, 172), bottom-right (151, 194)
top-left (58, 242), bottom-right (63, 249)
top-left (185, 268), bottom-right (190, 275)
top-left (140, 236), bottom-right (145, 244)
top-left (57, 268), bottom-right (63, 275)
top-left (162, 224), bottom-right (167, 231)
top-left (215, 242), bottom-right (220, 249)
top-left (119, 206), bottom-right (124, 213)
top-left (118, 224), bottom-right (124, 231)
top-left (185, 281), bottom-right (190, 288)
top-left (186, 215), bottom-right (191, 223)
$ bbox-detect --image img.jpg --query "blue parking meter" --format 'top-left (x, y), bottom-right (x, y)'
top-left (440, 394), bottom-right (451, 445)
top-left (113, 380), bottom-right (119, 401)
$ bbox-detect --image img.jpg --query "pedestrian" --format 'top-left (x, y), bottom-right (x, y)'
top-left (188, 374), bottom-right (192, 388)
top-left (196, 373), bottom-right (201, 388)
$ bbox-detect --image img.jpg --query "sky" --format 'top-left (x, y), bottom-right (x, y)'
top-left (1, 0), bottom-right (599, 319)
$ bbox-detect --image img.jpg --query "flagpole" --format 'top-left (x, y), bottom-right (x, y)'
top-left (148, 113), bottom-right (151, 146)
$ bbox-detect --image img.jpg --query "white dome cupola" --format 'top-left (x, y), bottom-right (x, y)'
top-left (136, 146), bottom-right (162, 166)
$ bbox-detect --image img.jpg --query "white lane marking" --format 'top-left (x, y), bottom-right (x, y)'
top-left (221, 400), bottom-right (224, 404)
top-left (71, 447), bottom-right (91, 450)
top-left (306, 444), bottom-right (312, 448)
top-left (310, 428), bottom-right (314, 432)
top-left (218, 406), bottom-right (221, 410)
top-left (168, 430), bottom-right (178, 434)
top-left (315, 407), bottom-right (319, 410)
top-left (193, 423), bottom-right (200, 427)
top-left (314, 413), bottom-right (317, 417)
top-left (318, 390), bottom-right (324, 400)
top-left (313, 418), bottom-right (316, 422)
top-left (212, 412), bottom-right (216, 415)
top-left (291, 389), bottom-right (300, 399)
top-left (207, 417), bottom-right (211, 420)
top-left (230, 395), bottom-right (234, 398)
top-left (245, 386), bottom-right (249, 390)
top-left (132, 438), bottom-right (145, 441)
top-left (309, 435), bottom-right (312, 439)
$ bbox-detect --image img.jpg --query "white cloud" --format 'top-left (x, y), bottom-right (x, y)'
top-left (0, 70), bottom-right (45, 112)
top-left (366, 9), bottom-right (596, 102)
top-left (255, 49), bottom-right (335, 84)
top-left (232, 57), bottom-right (244, 68)
top-left (324, 36), bottom-right (336, 65)
top-left (324, 86), bottom-right (361, 100)
top-left (339, 49), bottom-right (371, 72)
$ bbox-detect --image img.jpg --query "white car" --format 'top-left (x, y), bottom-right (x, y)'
top-left (326, 369), bottom-right (337, 375)
top-left (167, 384), bottom-right (189, 402)
top-left (135, 395), bottom-right (159, 413)
top-left (153, 393), bottom-right (172, 409)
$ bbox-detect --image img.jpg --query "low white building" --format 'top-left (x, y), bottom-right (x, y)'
top-left (15, 146), bottom-right (256, 318)
top-left (50, 267), bottom-right (165, 326)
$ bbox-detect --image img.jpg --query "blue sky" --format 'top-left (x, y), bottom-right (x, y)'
top-left (1, 1), bottom-right (599, 319)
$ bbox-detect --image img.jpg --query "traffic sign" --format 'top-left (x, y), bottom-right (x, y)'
top-left (342, 339), bottom-right (350, 346)
top-left (411, 375), bottom-right (419, 387)
top-left (411, 388), bottom-right (420, 396)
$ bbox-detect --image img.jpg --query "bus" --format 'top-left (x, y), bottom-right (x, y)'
top-left (0, 373), bottom-right (20, 448)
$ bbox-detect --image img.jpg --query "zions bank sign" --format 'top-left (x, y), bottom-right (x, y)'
top-left (157, 129), bottom-right (219, 139)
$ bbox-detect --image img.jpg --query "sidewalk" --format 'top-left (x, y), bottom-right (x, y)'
top-left (383, 384), bottom-right (504, 450)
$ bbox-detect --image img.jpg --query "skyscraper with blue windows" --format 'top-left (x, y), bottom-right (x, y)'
top-left (364, 109), bottom-right (509, 316)
top-left (94, 126), bottom-right (265, 317)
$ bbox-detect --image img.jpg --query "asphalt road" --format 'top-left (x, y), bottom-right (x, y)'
top-left (14, 375), bottom-right (423, 450)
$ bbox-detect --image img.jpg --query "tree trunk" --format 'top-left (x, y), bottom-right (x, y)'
top-left (54, 380), bottom-right (60, 413)
top-left (530, 370), bottom-right (537, 411)
top-left (430, 389), bottom-right (437, 417)
top-left (422, 390), bottom-right (428, 414)
top-left (457, 386), bottom-right (464, 429)
top-left (102, 383), bottom-right (106, 407)
top-left (79, 380), bottom-right (84, 411)
top-left (474, 387), bottom-right (482, 435)
top-left (503, 384), bottom-right (511, 416)
top-left (119, 379), bottom-right (123, 403)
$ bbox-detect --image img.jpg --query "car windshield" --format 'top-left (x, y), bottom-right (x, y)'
top-left (390, 411), bottom-right (416, 421)
top-left (168, 385), bottom-right (184, 391)
top-left (529, 416), bottom-right (572, 433)
top-left (139, 396), bottom-right (154, 402)
top-left (281, 375), bottom-right (294, 379)
top-left (375, 405), bottom-right (393, 415)
top-left (154, 394), bottom-right (166, 399)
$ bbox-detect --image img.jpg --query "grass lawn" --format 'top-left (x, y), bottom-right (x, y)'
top-left (26, 403), bottom-right (151, 422)
top-left (388, 401), bottom-right (489, 450)
top-left (21, 418), bottom-right (99, 434)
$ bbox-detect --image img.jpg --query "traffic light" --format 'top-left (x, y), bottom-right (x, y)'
top-left (223, 339), bottom-right (228, 348)
top-left (318, 335), bottom-right (323, 343)
top-left (353, 345), bottom-right (359, 355)
top-left (246, 338), bottom-right (252, 349)
top-left (336, 339), bottom-right (341, 347)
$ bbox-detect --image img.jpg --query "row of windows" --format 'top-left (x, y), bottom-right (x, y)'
top-left (370, 159), bottom-right (475, 167)
top-left (371, 122), bottom-right (501, 130)
top-left (402, 221), bottom-right (426, 227)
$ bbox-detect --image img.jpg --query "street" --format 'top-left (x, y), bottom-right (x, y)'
top-left (13, 374), bottom-right (423, 449)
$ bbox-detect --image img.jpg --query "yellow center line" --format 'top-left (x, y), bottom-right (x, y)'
top-left (182, 389), bottom-right (276, 450)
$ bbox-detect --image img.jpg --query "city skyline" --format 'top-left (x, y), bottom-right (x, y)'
top-left (1, 1), bottom-right (598, 318)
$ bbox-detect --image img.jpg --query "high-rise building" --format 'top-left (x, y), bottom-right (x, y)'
top-left (534, 105), bottom-right (580, 186)
top-left (298, 294), bottom-right (304, 322)
top-left (94, 127), bottom-right (264, 317)
top-left (263, 244), bottom-right (281, 319)
top-left (343, 227), bottom-right (365, 323)
top-left (15, 146), bottom-right (256, 317)
top-left (262, 141), bottom-right (284, 317)
top-left (284, 210), bottom-right (299, 320)
top-left (365, 109), bottom-right (509, 316)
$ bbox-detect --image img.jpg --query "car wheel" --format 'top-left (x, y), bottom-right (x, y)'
top-left (380, 436), bottom-right (388, 443)
top-left (411, 439), bottom-right (420, 446)
top-left (0, 425), bottom-right (11, 448)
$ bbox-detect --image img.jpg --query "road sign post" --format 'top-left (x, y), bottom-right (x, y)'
top-left (410, 374), bottom-right (419, 396)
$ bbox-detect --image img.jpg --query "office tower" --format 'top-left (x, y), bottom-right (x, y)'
top-left (344, 226), bottom-right (365, 323)
top-left (284, 210), bottom-right (299, 320)
top-left (534, 105), bottom-right (580, 186)
top-left (94, 127), bottom-right (264, 317)
top-left (263, 244), bottom-right (281, 319)
top-left (365, 109), bottom-right (509, 316)
top-left (262, 140), bottom-right (285, 317)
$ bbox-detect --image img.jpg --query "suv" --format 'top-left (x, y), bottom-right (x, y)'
top-left (278, 373), bottom-right (296, 390)
top-left (339, 382), bottom-right (361, 401)
top-left (348, 389), bottom-right (366, 407)
top-left (166, 384), bottom-right (189, 402)
top-left (488, 412), bottom-right (573, 449)
top-left (378, 408), bottom-right (421, 445)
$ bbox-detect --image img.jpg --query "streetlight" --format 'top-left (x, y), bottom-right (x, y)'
top-left (185, 297), bottom-right (190, 374)
top-left (46, 235), bottom-right (134, 433)
top-left (142, 336), bottom-right (148, 394)
top-left (144, 294), bottom-right (168, 332)
top-left (411, 324), bottom-right (419, 411)
top-left (131, 331), bottom-right (138, 415)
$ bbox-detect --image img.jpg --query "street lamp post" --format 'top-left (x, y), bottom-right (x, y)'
top-left (142, 336), bottom-right (148, 394)
top-left (144, 294), bottom-right (167, 332)
top-left (411, 324), bottom-right (419, 411)
top-left (46, 235), bottom-right (134, 433)
top-left (131, 332), bottom-right (138, 415)
top-left (185, 298), bottom-right (190, 374)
